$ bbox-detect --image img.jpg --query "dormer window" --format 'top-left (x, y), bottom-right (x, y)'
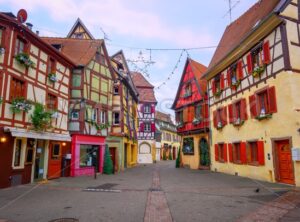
top-left (183, 83), bottom-right (192, 98)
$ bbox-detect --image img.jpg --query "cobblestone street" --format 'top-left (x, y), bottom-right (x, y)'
top-left (0, 161), bottom-right (299, 222)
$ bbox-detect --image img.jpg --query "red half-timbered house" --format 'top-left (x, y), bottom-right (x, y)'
top-left (0, 11), bottom-right (75, 188)
top-left (172, 58), bottom-right (210, 170)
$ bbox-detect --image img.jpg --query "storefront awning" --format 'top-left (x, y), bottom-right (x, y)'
top-left (4, 127), bottom-right (72, 142)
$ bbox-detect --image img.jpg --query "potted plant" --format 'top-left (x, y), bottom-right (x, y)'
top-left (10, 97), bottom-right (32, 114)
top-left (252, 65), bottom-right (265, 78)
top-left (15, 52), bottom-right (35, 69)
top-left (214, 89), bottom-right (223, 98)
top-left (217, 121), bottom-right (223, 130)
top-left (31, 103), bottom-right (53, 131)
top-left (48, 73), bottom-right (58, 83)
top-left (233, 118), bottom-right (244, 126)
top-left (192, 117), bottom-right (202, 125)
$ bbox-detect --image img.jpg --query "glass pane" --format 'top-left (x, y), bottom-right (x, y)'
top-left (72, 75), bottom-right (81, 87)
top-left (14, 139), bottom-right (22, 166)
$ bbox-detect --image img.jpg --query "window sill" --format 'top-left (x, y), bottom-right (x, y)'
top-left (247, 162), bottom-right (261, 167)
top-left (233, 161), bottom-right (243, 165)
top-left (217, 160), bottom-right (226, 163)
top-left (255, 113), bottom-right (272, 121)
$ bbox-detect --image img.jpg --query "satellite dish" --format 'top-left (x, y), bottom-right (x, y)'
top-left (17, 9), bottom-right (27, 23)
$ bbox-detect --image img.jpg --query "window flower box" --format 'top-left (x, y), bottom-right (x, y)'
top-left (10, 98), bottom-right (32, 114)
top-left (15, 52), bottom-right (35, 69)
top-left (255, 113), bottom-right (272, 121)
top-left (192, 117), bottom-right (202, 125)
top-left (176, 122), bottom-right (184, 128)
top-left (252, 65), bottom-right (265, 78)
top-left (48, 73), bottom-right (58, 83)
top-left (231, 79), bottom-right (241, 90)
top-left (217, 121), bottom-right (224, 130)
top-left (233, 118), bottom-right (244, 127)
top-left (214, 89), bottom-right (223, 98)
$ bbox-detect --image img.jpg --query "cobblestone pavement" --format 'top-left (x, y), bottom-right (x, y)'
top-left (0, 161), bottom-right (299, 222)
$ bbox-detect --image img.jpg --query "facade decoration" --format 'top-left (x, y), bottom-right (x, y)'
top-left (172, 58), bottom-right (210, 169)
top-left (131, 72), bottom-right (157, 164)
top-left (0, 11), bottom-right (74, 188)
top-left (43, 18), bottom-right (115, 177)
top-left (203, 0), bottom-right (300, 186)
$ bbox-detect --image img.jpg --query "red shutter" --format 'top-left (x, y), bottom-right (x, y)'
top-left (263, 41), bottom-right (271, 64)
top-left (213, 110), bottom-right (217, 128)
top-left (215, 144), bottom-right (219, 161)
top-left (140, 122), bottom-right (144, 132)
top-left (227, 69), bottom-right (231, 86)
top-left (268, 86), bottom-right (277, 113)
top-left (249, 95), bottom-right (258, 118)
top-left (240, 142), bottom-right (247, 164)
top-left (228, 104), bottom-right (234, 124)
top-left (223, 144), bottom-right (228, 162)
top-left (237, 61), bottom-right (243, 80)
top-left (257, 141), bottom-right (265, 165)
top-left (247, 54), bottom-right (253, 74)
top-left (222, 107), bottom-right (227, 125)
top-left (212, 80), bottom-right (216, 94)
top-left (228, 144), bottom-right (233, 162)
top-left (240, 99), bottom-right (248, 121)
top-left (151, 104), bottom-right (155, 113)
top-left (151, 122), bottom-right (155, 132)
top-left (220, 74), bottom-right (225, 90)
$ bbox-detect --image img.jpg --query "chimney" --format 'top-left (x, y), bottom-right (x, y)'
top-left (26, 22), bottom-right (33, 30)
top-left (36, 30), bottom-right (39, 36)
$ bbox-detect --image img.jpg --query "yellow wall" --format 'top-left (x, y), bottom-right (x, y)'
top-left (123, 137), bottom-right (138, 168)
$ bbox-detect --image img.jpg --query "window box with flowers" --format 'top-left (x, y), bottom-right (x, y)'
top-left (213, 107), bottom-right (227, 130)
top-left (10, 97), bottom-right (32, 114)
top-left (192, 117), bottom-right (202, 125)
top-left (48, 73), bottom-right (58, 83)
top-left (31, 103), bottom-right (53, 132)
top-left (15, 52), bottom-right (35, 69)
top-left (227, 61), bottom-right (243, 90)
top-left (228, 99), bottom-right (247, 127)
top-left (252, 65), bottom-right (265, 78)
top-left (232, 118), bottom-right (244, 127)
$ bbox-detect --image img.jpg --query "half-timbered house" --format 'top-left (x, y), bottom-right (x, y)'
top-left (204, 0), bottom-right (300, 186)
top-left (172, 58), bottom-right (210, 169)
top-left (107, 50), bottom-right (139, 171)
top-left (0, 11), bottom-right (75, 188)
top-left (43, 19), bottom-right (115, 177)
top-left (130, 72), bottom-right (157, 164)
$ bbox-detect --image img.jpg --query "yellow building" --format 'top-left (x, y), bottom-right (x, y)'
top-left (204, 0), bottom-right (300, 186)
top-left (155, 111), bottom-right (181, 161)
top-left (108, 51), bottom-right (139, 171)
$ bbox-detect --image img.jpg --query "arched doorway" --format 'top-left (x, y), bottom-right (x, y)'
top-left (199, 138), bottom-right (210, 169)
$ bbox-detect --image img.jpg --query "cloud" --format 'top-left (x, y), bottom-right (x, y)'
top-left (2, 0), bottom-right (215, 47)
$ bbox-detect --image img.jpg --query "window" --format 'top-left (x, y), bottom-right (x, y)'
top-left (212, 74), bottom-right (224, 94)
top-left (144, 104), bottom-right (151, 113)
top-left (71, 110), bottom-right (79, 120)
top-left (227, 61), bottom-right (243, 87)
top-left (249, 86), bottom-right (277, 118)
top-left (228, 99), bottom-right (247, 125)
top-left (213, 107), bottom-right (227, 129)
top-left (10, 78), bottom-right (25, 100)
top-left (91, 109), bottom-right (97, 121)
top-left (114, 85), bottom-right (119, 95)
top-left (184, 83), bottom-right (192, 98)
top-left (25, 148), bottom-right (34, 164)
top-left (15, 37), bottom-right (26, 55)
top-left (247, 41), bottom-right (271, 74)
top-left (247, 141), bottom-right (265, 165)
top-left (79, 145), bottom-right (98, 168)
top-left (14, 139), bottom-right (23, 167)
top-left (0, 28), bottom-right (5, 47)
top-left (100, 110), bottom-right (106, 124)
top-left (233, 143), bottom-right (241, 163)
top-left (74, 33), bottom-right (84, 39)
top-left (176, 111), bottom-right (184, 124)
top-left (194, 104), bottom-right (202, 119)
top-left (47, 93), bottom-right (57, 110)
top-left (113, 112), bottom-right (120, 125)
top-left (52, 144), bottom-right (60, 159)
top-left (48, 58), bottom-right (56, 74)
top-left (228, 142), bottom-right (247, 164)
top-left (182, 137), bottom-right (194, 155)
top-left (214, 143), bottom-right (227, 162)
top-left (72, 74), bottom-right (82, 87)
top-left (95, 51), bottom-right (100, 61)
top-left (144, 122), bottom-right (151, 132)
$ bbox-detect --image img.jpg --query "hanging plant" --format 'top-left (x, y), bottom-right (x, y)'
top-left (31, 103), bottom-right (53, 131)
top-left (85, 119), bottom-right (110, 131)
top-left (252, 65), bottom-right (265, 78)
top-left (48, 73), bottom-right (58, 83)
top-left (15, 52), bottom-right (35, 69)
top-left (214, 89), bottom-right (223, 98)
top-left (10, 97), bottom-right (32, 114)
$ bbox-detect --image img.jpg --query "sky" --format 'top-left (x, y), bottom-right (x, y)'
top-left (0, 0), bottom-right (258, 117)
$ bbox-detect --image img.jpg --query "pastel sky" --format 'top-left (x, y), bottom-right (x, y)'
top-left (0, 0), bottom-right (257, 117)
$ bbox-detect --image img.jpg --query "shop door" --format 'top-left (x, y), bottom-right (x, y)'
top-left (173, 147), bottom-right (176, 160)
top-left (34, 140), bottom-right (46, 181)
top-left (48, 143), bottom-right (62, 179)
top-left (124, 144), bottom-right (128, 168)
top-left (109, 148), bottom-right (116, 173)
top-left (199, 138), bottom-right (210, 168)
top-left (23, 139), bottom-right (35, 184)
top-left (276, 140), bottom-right (295, 185)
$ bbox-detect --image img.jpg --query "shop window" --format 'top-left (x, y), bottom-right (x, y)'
top-left (228, 99), bottom-right (247, 125)
top-left (48, 58), bottom-right (56, 74)
top-left (14, 37), bottom-right (26, 55)
top-left (113, 112), bottom-right (120, 125)
top-left (214, 143), bottom-right (227, 162)
top-left (79, 145), bottom-right (99, 168)
top-left (10, 78), bottom-right (26, 100)
top-left (247, 141), bottom-right (265, 165)
top-left (182, 137), bottom-right (194, 155)
top-left (247, 41), bottom-right (271, 74)
top-left (249, 86), bottom-right (277, 119)
top-left (71, 110), bottom-right (79, 120)
top-left (52, 144), bottom-right (60, 159)
top-left (47, 93), bottom-right (57, 110)
top-left (213, 107), bottom-right (227, 129)
top-left (13, 139), bottom-right (23, 167)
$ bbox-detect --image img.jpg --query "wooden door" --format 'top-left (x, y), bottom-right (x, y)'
top-left (48, 143), bottom-right (62, 179)
top-left (109, 148), bottom-right (116, 173)
top-left (276, 140), bottom-right (295, 185)
top-left (173, 147), bottom-right (176, 160)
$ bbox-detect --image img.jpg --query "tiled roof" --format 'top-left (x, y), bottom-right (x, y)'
top-left (156, 111), bottom-right (172, 123)
top-left (190, 59), bottom-right (207, 93)
top-left (208, 0), bottom-right (280, 70)
top-left (130, 72), bottom-right (157, 103)
top-left (42, 37), bottom-right (103, 66)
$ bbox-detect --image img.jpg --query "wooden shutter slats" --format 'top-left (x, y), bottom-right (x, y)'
top-left (215, 144), bottom-right (219, 161)
top-left (263, 41), bottom-right (271, 64)
top-left (212, 80), bottom-right (216, 94)
top-left (228, 104), bottom-right (234, 124)
top-left (237, 61), bottom-right (243, 80)
top-left (222, 107), bottom-right (227, 125)
top-left (220, 74), bottom-right (225, 90)
top-left (228, 144), bottom-right (233, 162)
top-left (227, 69), bottom-right (231, 86)
top-left (223, 144), bottom-right (228, 162)
top-left (249, 95), bottom-right (258, 118)
top-left (240, 98), bottom-right (248, 120)
top-left (247, 54), bottom-right (253, 74)
top-left (240, 142), bottom-right (247, 164)
top-left (257, 141), bottom-right (265, 165)
top-left (213, 110), bottom-right (217, 128)
top-left (183, 108), bottom-right (188, 123)
top-left (268, 86), bottom-right (277, 113)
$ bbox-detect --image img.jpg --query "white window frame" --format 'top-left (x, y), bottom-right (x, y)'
top-left (12, 138), bottom-right (26, 169)
top-left (113, 112), bottom-right (120, 125)
top-left (71, 111), bottom-right (80, 120)
top-left (144, 122), bottom-right (151, 132)
top-left (100, 110), bottom-right (106, 124)
top-left (144, 104), bottom-right (151, 113)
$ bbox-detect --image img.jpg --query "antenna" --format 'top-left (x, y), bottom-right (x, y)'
top-left (100, 27), bottom-right (111, 41)
top-left (223, 0), bottom-right (240, 23)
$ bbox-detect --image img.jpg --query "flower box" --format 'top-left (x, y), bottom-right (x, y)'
top-left (48, 73), bottom-right (58, 83)
top-left (231, 79), bottom-right (241, 90)
top-left (233, 118), bottom-right (244, 127)
top-left (10, 98), bottom-right (32, 114)
top-left (217, 121), bottom-right (224, 130)
top-left (255, 113), bottom-right (272, 121)
top-left (15, 52), bottom-right (35, 69)
top-left (192, 118), bottom-right (202, 125)
top-left (214, 90), bottom-right (223, 98)
top-left (252, 65), bottom-right (265, 78)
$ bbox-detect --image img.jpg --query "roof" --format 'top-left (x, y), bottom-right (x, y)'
top-left (42, 37), bottom-right (103, 66)
top-left (130, 72), bottom-right (157, 103)
top-left (156, 111), bottom-right (172, 123)
top-left (208, 0), bottom-right (281, 70)
top-left (67, 18), bottom-right (94, 39)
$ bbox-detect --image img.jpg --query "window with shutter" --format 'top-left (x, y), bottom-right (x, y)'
top-left (268, 86), bottom-right (277, 113)
top-left (47, 93), bottom-right (57, 110)
top-left (183, 108), bottom-right (188, 123)
top-left (249, 95), bottom-right (258, 118)
top-left (247, 141), bottom-right (265, 166)
top-left (223, 144), bottom-right (228, 162)
top-left (213, 110), bottom-right (218, 128)
top-left (257, 141), bottom-right (265, 165)
top-left (215, 144), bottom-right (219, 161)
top-left (240, 142), bottom-right (247, 164)
top-left (228, 144), bottom-right (233, 162)
top-left (10, 78), bottom-right (26, 100)
top-left (221, 107), bottom-right (227, 126)
top-left (220, 74), bottom-right (225, 90)
top-left (233, 142), bottom-right (242, 164)
top-left (15, 37), bottom-right (27, 55)
top-left (227, 69), bottom-right (231, 87)
top-left (151, 122), bottom-right (155, 132)
top-left (237, 61), bottom-right (243, 80)
top-left (228, 104), bottom-right (234, 124)
top-left (263, 41), bottom-right (271, 64)
top-left (247, 54), bottom-right (253, 74)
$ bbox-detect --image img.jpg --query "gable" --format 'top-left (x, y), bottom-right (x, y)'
top-left (67, 18), bottom-right (94, 40)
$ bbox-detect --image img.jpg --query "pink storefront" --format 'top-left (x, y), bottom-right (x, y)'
top-left (70, 134), bottom-right (105, 177)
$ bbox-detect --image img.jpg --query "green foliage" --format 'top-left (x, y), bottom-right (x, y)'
top-left (214, 89), bottom-right (223, 98)
top-left (168, 151), bottom-right (172, 160)
top-left (163, 150), bottom-right (167, 160)
top-left (0, 97), bottom-right (2, 104)
top-left (15, 52), bottom-right (35, 68)
top-left (252, 65), bottom-right (265, 78)
top-left (31, 103), bottom-right (53, 131)
top-left (48, 73), bottom-right (58, 82)
top-left (10, 97), bottom-right (32, 114)
top-left (176, 147), bottom-right (181, 168)
top-left (103, 145), bottom-right (114, 175)
top-left (85, 119), bottom-right (110, 131)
